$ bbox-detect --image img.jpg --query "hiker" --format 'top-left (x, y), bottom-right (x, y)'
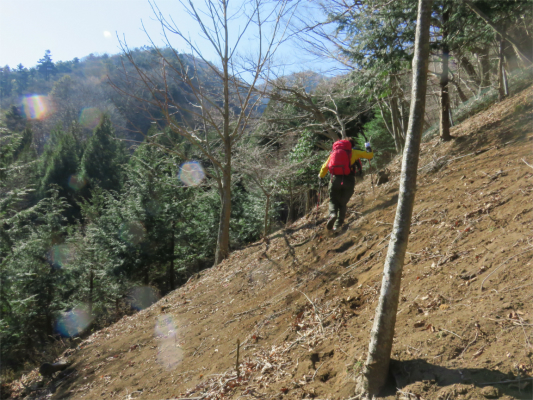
top-left (318, 138), bottom-right (373, 231)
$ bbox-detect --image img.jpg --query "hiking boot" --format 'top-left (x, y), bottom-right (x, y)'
top-left (327, 214), bottom-right (337, 230)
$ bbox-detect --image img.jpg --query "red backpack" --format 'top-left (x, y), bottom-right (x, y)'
top-left (328, 139), bottom-right (352, 175)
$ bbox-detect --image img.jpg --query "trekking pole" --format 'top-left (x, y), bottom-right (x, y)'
top-left (316, 177), bottom-right (322, 223)
top-left (369, 159), bottom-right (375, 195)
top-left (364, 140), bottom-right (375, 196)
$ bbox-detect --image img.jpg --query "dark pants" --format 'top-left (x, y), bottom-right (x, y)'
top-left (328, 175), bottom-right (356, 228)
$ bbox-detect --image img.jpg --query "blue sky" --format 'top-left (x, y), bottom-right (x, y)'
top-left (0, 0), bottom-right (340, 76)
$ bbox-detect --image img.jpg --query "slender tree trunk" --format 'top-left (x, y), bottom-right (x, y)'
top-left (390, 96), bottom-right (405, 146)
top-left (356, 0), bottom-right (433, 396)
top-left (378, 101), bottom-right (397, 150)
top-left (214, 0), bottom-right (232, 266)
top-left (478, 46), bottom-right (491, 91)
top-left (400, 100), bottom-right (408, 137)
top-left (503, 41), bottom-right (519, 72)
top-left (89, 270), bottom-right (94, 316)
top-left (440, 6), bottom-right (452, 141)
top-left (450, 79), bottom-right (468, 103)
top-left (386, 99), bottom-right (404, 154)
top-left (287, 179), bottom-right (293, 225)
top-left (456, 51), bottom-right (481, 88)
top-left (168, 220), bottom-right (175, 293)
top-left (46, 281), bottom-right (53, 336)
top-left (264, 194), bottom-right (270, 238)
top-left (215, 165), bottom-right (232, 265)
top-left (503, 66), bottom-right (509, 96)
top-left (498, 34), bottom-right (506, 102)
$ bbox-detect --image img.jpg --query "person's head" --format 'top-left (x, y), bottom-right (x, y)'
top-left (348, 137), bottom-right (356, 148)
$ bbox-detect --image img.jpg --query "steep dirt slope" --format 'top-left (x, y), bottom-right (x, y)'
top-left (8, 87), bottom-right (533, 400)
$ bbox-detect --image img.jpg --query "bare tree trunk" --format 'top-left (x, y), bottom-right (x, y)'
top-left (383, 99), bottom-right (403, 154)
top-left (450, 79), bottom-right (468, 103)
top-left (478, 46), bottom-right (491, 91)
top-left (503, 66), bottom-right (509, 97)
top-left (503, 42), bottom-right (519, 72)
top-left (389, 96), bottom-right (405, 150)
top-left (458, 54), bottom-right (481, 88)
top-left (264, 194), bottom-right (271, 238)
top-left (356, 0), bottom-right (433, 396)
top-left (377, 101), bottom-right (397, 149)
top-left (89, 270), bottom-right (94, 316)
top-left (215, 166), bottom-right (232, 264)
top-left (498, 34), bottom-right (506, 102)
top-left (287, 178), bottom-right (293, 225)
top-left (168, 220), bottom-right (175, 293)
top-left (440, 5), bottom-right (452, 141)
top-left (214, 1), bottom-right (232, 266)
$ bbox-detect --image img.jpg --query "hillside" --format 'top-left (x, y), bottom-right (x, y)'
top-left (7, 86), bottom-right (533, 399)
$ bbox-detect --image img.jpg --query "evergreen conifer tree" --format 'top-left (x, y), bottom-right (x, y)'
top-left (79, 115), bottom-right (126, 193)
top-left (39, 125), bottom-right (82, 214)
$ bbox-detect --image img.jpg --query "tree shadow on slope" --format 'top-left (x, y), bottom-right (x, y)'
top-left (448, 100), bottom-right (532, 153)
top-left (360, 192), bottom-right (399, 219)
top-left (380, 358), bottom-right (532, 399)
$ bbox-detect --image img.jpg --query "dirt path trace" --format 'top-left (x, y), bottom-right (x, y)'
top-left (8, 86), bottom-right (533, 400)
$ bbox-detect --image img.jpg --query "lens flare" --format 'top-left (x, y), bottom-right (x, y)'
top-left (68, 174), bottom-right (87, 191)
top-left (55, 307), bottom-right (93, 338)
top-left (47, 244), bottom-right (74, 269)
top-left (178, 161), bottom-right (205, 186)
top-left (22, 95), bottom-right (52, 120)
top-left (128, 286), bottom-right (160, 311)
top-left (155, 314), bottom-right (183, 369)
top-left (119, 221), bottom-right (146, 245)
top-left (79, 107), bottom-right (103, 130)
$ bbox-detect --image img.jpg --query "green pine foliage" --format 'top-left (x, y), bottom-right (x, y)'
top-left (39, 125), bottom-right (81, 198)
top-left (1, 189), bottom-right (72, 365)
top-left (79, 115), bottom-right (127, 193)
top-left (356, 110), bottom-right (397, 169)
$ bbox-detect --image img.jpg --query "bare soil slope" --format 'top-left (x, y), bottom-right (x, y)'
top-left (9, 87), bottom-right (533, 400)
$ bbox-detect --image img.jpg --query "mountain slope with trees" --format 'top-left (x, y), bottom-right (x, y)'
top-left (1, 0), bottom-right (532, 396)
top-left (5, 84), bottom-right (532, 400)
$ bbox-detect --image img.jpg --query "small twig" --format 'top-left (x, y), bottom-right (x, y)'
top-left (459, 331), bottom-right (478, 358)
top-left (193, 339), bottom-right (206, 357)
top-left (377, 233), bottom-right (391, 247)
top-left (439, 328), bottom-right (464, 340)
top-left (478, 377), bottom-right (533, 385)
top-left (480, 246), bottom-right (533, 291)
top-left (522, 158), bottom-right (533, 170)
top-left (298, 290), bottom-right (324, 332)
top-left (311, 362), bottom-right (325, 381)
top-left (235, 339), bottom-right (240, 378)
top-left (518, 315), bottom-right (532, 349)
top-left (375, 220), bottom-right (393, 225)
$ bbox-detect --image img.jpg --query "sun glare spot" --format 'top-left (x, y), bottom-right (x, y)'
top-left (55, 307), bottom-right (93, 338)
top-left (178, 161), bottom-right (205, 186)
top-left (79, 107), bottom-right (103, 130)
top-left (47, 244), bottom-right (74, 269)
top-left (68, 174), bottom-right (87, 191)
top-left (22, 95), bottom-right (52, 120)
top-left (128, 286), bottom-right (160, 311)
top-left (103, 31), bottom-right (112, 38)
top-left (155, 314), bottom-right (183, 369)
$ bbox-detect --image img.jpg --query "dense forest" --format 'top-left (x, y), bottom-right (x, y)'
top-left (1, 0), bottom-right (532, 378)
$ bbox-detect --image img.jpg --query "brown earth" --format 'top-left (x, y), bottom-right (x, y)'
top-left (7, 86), bottom-right (533, 400)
